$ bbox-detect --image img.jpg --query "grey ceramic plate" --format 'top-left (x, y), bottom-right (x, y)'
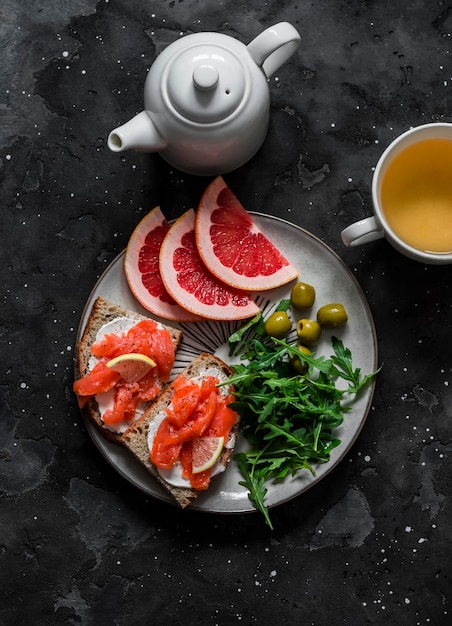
top-left (76, 213), bottom-right (378, 514)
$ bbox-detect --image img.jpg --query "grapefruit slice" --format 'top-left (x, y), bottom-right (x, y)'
top-left (159, 209), bottom-right (260, 321)
top-left (195, 176), bottom-right (298, 291)
top-left (124, 206), bottom-right (201, 322)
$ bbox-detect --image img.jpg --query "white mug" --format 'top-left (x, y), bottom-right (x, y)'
top-left (341, 123), bottom-right (452, 264)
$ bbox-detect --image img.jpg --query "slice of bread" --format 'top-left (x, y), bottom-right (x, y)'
top-left (121, 353), bottom-right (239, 508)
top-left (75, 296), bottom-right (182, 444)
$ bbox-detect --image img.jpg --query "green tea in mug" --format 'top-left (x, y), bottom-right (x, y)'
top-left (380, 138), bottom-right (452, 254)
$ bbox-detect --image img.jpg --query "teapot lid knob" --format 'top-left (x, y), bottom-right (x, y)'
top-left (166, 44), bottom-right (247, 124)
top-left (193, 64), bottom-right (219, 91)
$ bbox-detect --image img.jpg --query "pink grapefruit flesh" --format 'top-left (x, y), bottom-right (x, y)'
top-left (195, 176), bottom-right (298, 291)
top-left (159, 209), bottom-right (260, 321)
top-left (124, 206), bottom-right (201, 322)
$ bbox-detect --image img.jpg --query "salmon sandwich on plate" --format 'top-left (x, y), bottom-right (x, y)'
top-left (122, 353), bottom-right (239, 508)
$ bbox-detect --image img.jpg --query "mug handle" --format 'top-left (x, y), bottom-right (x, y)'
top-left (341, 216), bottom-right (385, 247)
top-left (247, 22), bottom-right (301, 78)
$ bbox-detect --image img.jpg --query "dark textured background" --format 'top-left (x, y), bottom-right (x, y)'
top-left (1, 1), bottom-right (451, 624)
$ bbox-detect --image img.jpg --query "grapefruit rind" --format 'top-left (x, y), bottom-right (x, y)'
top-left (195, 176), bottom-right (299, 291)
top-left (124, 206), bottom-right (201, 322)
top-left (159, 209), bottom-right (260, 321)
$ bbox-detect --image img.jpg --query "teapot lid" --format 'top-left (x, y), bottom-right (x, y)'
top-left (165, 44), bottom-right (247, 123)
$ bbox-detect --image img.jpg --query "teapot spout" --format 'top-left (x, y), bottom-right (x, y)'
top-left (107, 111), bottom-right (167, 153)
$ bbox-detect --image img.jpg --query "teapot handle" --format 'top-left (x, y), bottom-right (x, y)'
top-left (247, 22), bottom-right (301, 78)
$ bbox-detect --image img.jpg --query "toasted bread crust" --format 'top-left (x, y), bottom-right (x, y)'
top-left (121, 353), bottom-right (239, 508)
top-left (74, 296), bottom-right (182, 444)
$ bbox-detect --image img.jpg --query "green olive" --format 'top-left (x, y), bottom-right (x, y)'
top-left (296, 318), bottom-right (322, 345)
top-left (290, 281), bottom-right (316, 309)
top-left (289, 344), bottom-right (312, 374)
top-left (316, 303), bottom-right (348, 328)
top-left (264, 311), bottom-right (292, 338)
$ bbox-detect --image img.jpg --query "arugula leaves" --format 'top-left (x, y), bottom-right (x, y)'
top-left (227, 317), bottom-right (379, 530)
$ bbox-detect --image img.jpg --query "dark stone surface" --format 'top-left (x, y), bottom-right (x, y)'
top-left (1, 1), bottom-right (451, 624)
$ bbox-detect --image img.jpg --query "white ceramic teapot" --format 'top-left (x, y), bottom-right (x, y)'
top-left (107, 23), bottom-right (300, 175)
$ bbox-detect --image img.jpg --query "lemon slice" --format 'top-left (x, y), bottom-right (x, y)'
top-left (106, 353), bottom-right (156, 383)
top-left (192, 436), bottom-right (225, 474)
